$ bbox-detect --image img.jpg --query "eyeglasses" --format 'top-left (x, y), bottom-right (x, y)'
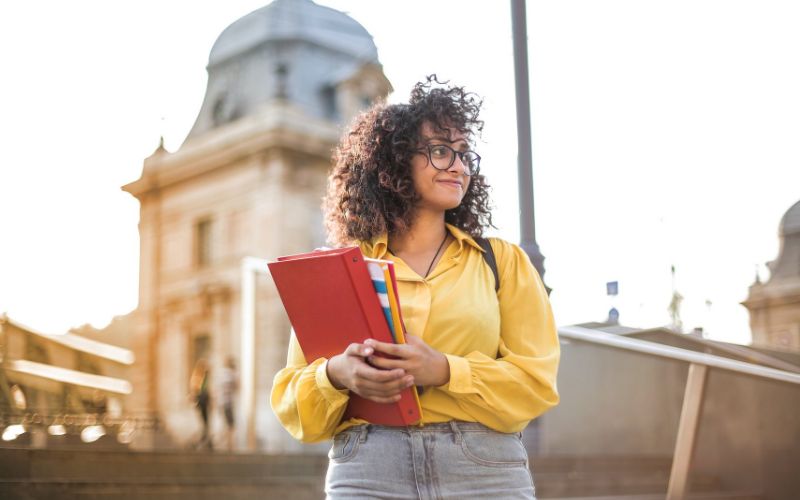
top-left (416, 144), bottom-right (481, 176)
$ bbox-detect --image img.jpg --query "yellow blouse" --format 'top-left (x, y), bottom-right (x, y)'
top-left (270, 224), bottom-right (560, 443)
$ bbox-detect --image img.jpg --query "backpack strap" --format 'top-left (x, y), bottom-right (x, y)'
top-left (474, 237), bottom-right (500, 293)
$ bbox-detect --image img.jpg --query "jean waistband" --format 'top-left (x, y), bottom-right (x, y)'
top-left (348, 421), bottom-right (498, 435)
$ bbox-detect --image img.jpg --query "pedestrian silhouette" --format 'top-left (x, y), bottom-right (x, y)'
top-left (220, 356), bottom-right (238, 451)
top-left (189, 358), bottom-right (212, 450)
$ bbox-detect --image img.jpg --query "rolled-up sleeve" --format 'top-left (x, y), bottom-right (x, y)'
top-left (270, 332), bottom-right (350, 442)
top-left (440, 240), bottom-right (560, 432)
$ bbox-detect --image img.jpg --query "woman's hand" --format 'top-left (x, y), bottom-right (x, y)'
top-left (364, 335), bottom-right (450, 387)
top-left (326, 342), bottom-right (415, 403)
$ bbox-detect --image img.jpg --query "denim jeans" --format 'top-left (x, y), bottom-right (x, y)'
top-left (325, 422), bottom-right (536, 499)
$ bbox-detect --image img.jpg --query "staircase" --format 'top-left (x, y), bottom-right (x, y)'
top-left (0, 447), bottom-right (764, 499)
top-left (532, 455), bottom-right (763, 499)
top-left (0, 447), bottom-right (326, 500)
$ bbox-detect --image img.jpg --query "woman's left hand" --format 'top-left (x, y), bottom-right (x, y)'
top-left (364, 335), bottom-right (450, 387)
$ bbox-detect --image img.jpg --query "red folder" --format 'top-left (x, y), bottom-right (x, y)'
top-left (268, 247), bottom-right (422, 426)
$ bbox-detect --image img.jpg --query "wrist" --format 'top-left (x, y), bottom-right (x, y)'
top-left (326, 356), bottom-right (346, 390)
top-left (436, 352), bottom-right (451, 386)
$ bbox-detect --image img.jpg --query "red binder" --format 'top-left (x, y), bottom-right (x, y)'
top-left (268, 246), bottom-right (422, 426)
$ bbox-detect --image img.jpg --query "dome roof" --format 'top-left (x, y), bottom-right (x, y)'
top-left (183, 0), bottom-right (389, 143)
top-left (780, 199), bottom-right (800, 236)
top-left (209, 0), bottom-right (378, 66)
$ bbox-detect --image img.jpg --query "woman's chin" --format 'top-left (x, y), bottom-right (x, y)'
top-left (438, 200), bottom-right (464, 212)
top-left (416, 195), bottom-right (465, 214)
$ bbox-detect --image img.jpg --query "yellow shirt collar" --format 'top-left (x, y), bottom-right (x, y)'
top-left (360, 223), bottom-right (485, 259)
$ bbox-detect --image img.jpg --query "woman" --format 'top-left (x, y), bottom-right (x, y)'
top-left (189, 358), bottom-right (212, 450)
top-left (219, 356), bottom-right (238, 451)
top-left (271, 76), bottom-right (560, 499)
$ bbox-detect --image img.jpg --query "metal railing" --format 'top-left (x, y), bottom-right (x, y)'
top-left (558, 325), bottom-right (800, 500)
top-left (0, 409), bottom-right (159, 446)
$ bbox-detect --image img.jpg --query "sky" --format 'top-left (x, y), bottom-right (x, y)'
top-left (1, 1), bottom-right (799, 345)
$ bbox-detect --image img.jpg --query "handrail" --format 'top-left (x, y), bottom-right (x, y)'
top-left (0, 316), bottom-right (134, 365)
top-left (558, 325), bottom-right (800, 386)
top-left (5, 359), bottom-right (133, 394)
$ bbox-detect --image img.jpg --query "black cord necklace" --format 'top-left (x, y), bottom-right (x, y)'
top-left (424, 232), bottom-right (449, 278)
top-left (389, 231), bottom-right (449, 278)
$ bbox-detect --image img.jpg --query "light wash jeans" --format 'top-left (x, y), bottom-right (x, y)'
top-left (325, 422), bottom-right (536, 499)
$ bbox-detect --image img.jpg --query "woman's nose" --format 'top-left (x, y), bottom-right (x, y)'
top-left (448, 154), bottom-right (467, 175)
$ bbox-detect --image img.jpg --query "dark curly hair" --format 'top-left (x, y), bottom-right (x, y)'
top-left (323, 75), bottom-right (494, 246)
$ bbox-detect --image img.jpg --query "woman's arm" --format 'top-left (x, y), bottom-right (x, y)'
top-left (270, 333), bottom-right (349, 443)
top-left (327, 344), bottom-right (415, 401)
top-left (270, 331), bottom-right (413, 442)
top-left (367, 240), bottom-right (560, 433)
top-left (439, 240), bottom-right (560, 431)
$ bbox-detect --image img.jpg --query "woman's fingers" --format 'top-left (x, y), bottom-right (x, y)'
top-left (344, 342), bottom-right (374, 358)
top-left (355, 363), bottom-right (404, 382)
top-left (351, 364), bottom-right (414, 397)
top-left (354, 364), bottom-right (411, 391)
top-left (366, 355), bottom-right (405, 370)
top-left (363, 339), bottom-right (405, 357)
top-left (355, 376), bottom-right (413, 398)
top-left (335, 343), bottom-right (420, 399)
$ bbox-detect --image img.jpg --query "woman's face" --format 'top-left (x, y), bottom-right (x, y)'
top-left (410, 122), bottom-right (472, 213)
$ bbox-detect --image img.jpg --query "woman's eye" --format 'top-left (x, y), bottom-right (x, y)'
top-left (430, 146), bottom-right (449, 158)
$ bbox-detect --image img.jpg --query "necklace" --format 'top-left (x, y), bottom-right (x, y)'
top-left (424, 232), bottom-right (449, 278)
top-left (389, 231), bottom-right (449, 278)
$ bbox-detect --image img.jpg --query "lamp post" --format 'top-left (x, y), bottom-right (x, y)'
top-left (511, 0), bottom-right (549, 291)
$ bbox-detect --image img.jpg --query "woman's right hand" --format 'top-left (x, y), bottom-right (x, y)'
top-left (326, 342), bottom-right (414, 403)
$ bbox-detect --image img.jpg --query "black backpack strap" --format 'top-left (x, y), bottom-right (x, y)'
top-left (475, 237), bottom-right (500, 293)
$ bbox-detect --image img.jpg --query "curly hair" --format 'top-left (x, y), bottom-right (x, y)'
top-left (323, 76), bottom-right (494, 246)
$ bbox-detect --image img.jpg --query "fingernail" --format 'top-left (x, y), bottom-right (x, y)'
top-left (364, 347), bottom-right (373, 355)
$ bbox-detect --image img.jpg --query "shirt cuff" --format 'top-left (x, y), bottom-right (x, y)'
top-left (315, 359), bottom-right (350, 404)
top-left (441, 354), bottom-right (473, 393)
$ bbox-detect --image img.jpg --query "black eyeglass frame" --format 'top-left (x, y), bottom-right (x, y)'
top-left (415, 144), bottom-right (481, 176)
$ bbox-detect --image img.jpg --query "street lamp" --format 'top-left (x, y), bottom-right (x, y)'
top-left (511, 0), bottom-right (549, 291)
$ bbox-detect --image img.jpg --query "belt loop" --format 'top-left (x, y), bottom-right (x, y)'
top-left (359, 425), bottom-right (369, 443)
top-left (448, 421), bottom-right (462, 444)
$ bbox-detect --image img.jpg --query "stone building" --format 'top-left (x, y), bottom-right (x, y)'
top-left (0, 314), bottom-right (134, 448)
top-left (743, 198), bottom-right (800, 351)
top-left (121, 0), bottom-right (391, 451)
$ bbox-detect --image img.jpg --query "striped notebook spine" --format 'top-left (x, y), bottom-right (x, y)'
top-left (365, 260), bottom-right (396, 342)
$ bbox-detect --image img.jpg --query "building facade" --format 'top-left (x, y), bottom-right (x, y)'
top-left (122, 0), bottom-right (391, 451)
top-left (0, 314), bottom-right (134, 448)
top-left (743, 199), bottom-right (800, 352)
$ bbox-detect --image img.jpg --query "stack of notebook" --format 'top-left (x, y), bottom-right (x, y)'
top-left (268, 247), bottom-right (422, 426)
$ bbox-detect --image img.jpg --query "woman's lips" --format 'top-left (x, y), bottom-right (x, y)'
top-left (438, 180), bottom-right (463, 189)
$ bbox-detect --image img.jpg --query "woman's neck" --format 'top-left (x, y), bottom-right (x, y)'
top-left (388, 210), bottom-right (447, 256)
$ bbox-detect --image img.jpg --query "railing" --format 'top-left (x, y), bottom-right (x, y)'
top-left (558, 325), bottom-right (800, 500)
top-left (0, 410), bottom-right (159, 446)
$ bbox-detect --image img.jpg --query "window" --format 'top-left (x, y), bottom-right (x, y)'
top-left (212, 93), bottom-right (238, 126)
top-left (361, 95), bottom-right (372, 109)
top-left (195, 219), bottom-right (213, 267)
top-left (321, 86), bottom-right (338, 120)
top-left (25, 339), bottom-right (49, 364)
